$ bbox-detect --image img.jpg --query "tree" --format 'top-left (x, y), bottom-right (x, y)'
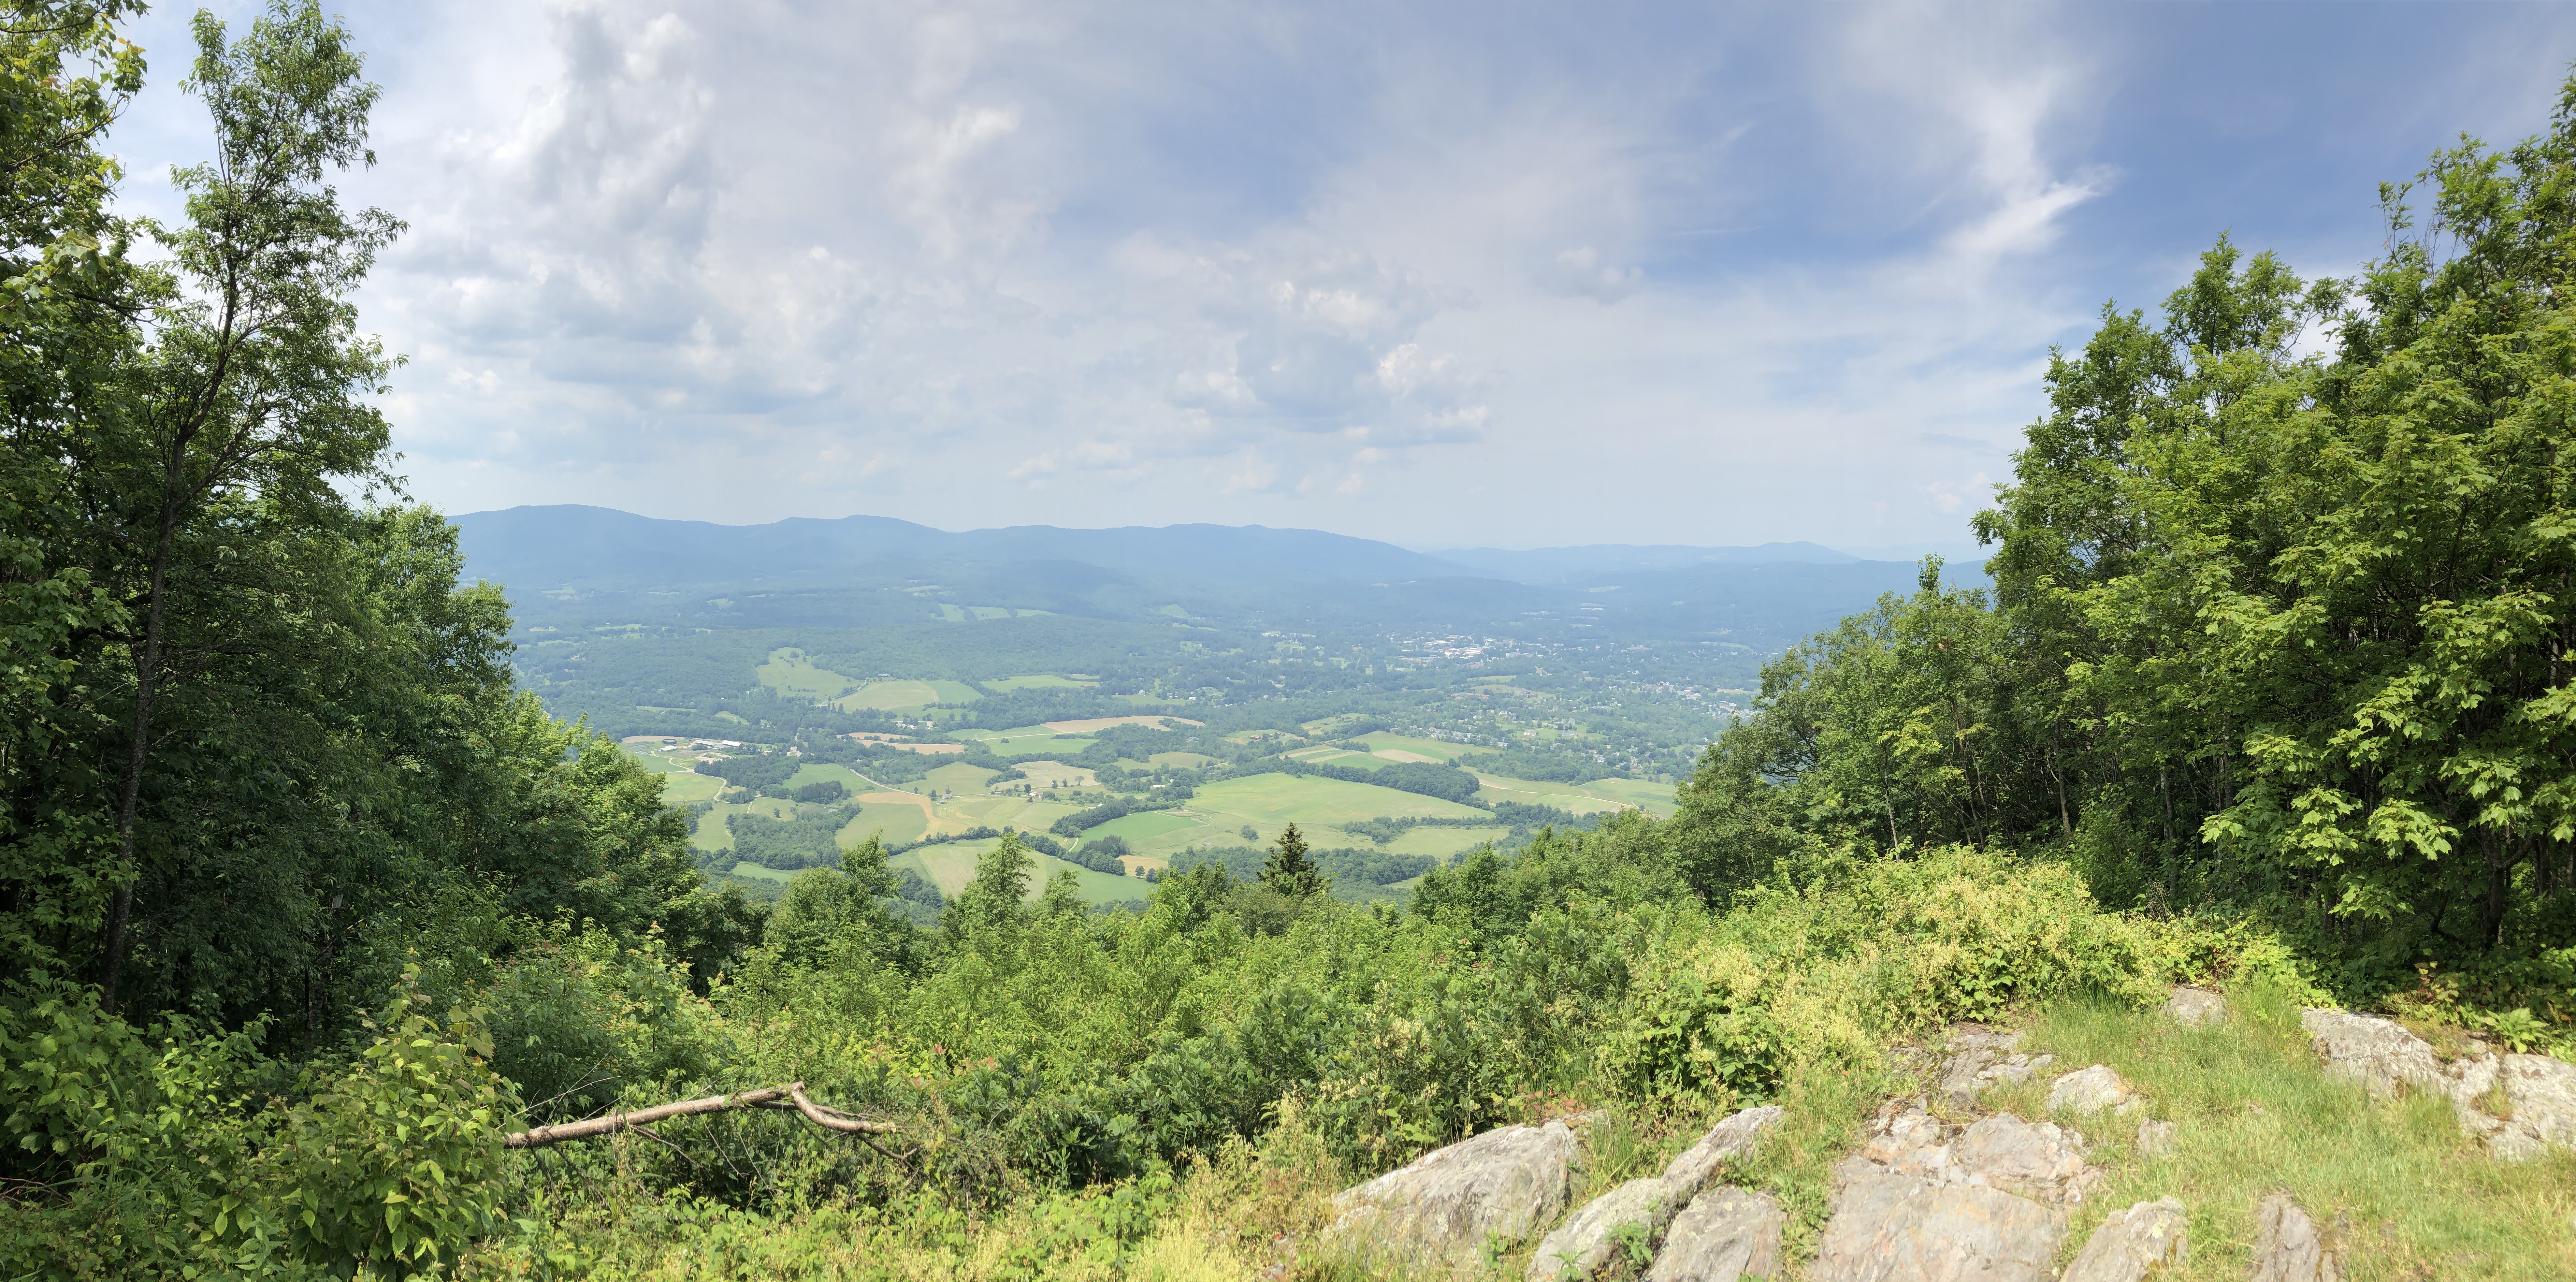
top-left (80, 1), bottom-right (400, 1010)
top-left (1259, 822), bottom-right (1326, 897)
top-left (946, 832), bottom-right (1034, 936)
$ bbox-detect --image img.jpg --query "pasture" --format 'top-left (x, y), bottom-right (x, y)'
top-left (1079, 810), bottom-right (1203, 844)
top-left (920, 762), bottom-right (1000, 794)
top-left (841, 795), bottom-right (933, 847)
top-left (1041, 714), bottom-right (1201, 733)
top-left (1008, 760), bottom-right (1096, 789)
top-left (939, 794), bottom-right (1080, 833)
top-left (756, 648), bottom-right (857, 701)
top-left (653, 769), bottom-right (725, 805)
top-left (1147, 751), bottom-right (1218, 768)
top-left (1363, 824), bottom-right (1509, 858)
top-left (831, 678), bottom-right (982, 712)
top-left (896, 840), bottom-right (1150, 906)
top-left (1345, 733), bottom-right (1479, 763)
top-left (1469, 772), bottom-right (1677, 817)
top-left (955, 724), bottom-right (1097, 757)
top-left (725, 860), bottom-right (794, 883)
top-left (981, 674), bottom-right (1097, 692)
top-left (1081, 774), bottom-right (1493, 862)
top-left (684, 796), bottom-right (803, 853)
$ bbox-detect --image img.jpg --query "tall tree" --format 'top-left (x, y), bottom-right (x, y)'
top-left (1260, 822), bottom-right (1325, 897)
top-left (81, 1), bottom-right (398, 1008)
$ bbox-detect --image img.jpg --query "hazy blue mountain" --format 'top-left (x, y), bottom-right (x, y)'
top-left (450, 504), bottom-right (1483, 591)
top-left (1425, 541), bottom-right (1857, 583)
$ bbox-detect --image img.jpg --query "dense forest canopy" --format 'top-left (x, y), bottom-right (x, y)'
top-left (0, 2), bottom-right (2571, 1276)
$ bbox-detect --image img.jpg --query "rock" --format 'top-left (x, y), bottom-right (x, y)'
top-left (2062, 1197), bottom-right (2188, 1282)
top-left (1644, 1188), bottom-right (1784, 1282)
top-left (2135, 1118), bottom-right (2177, 1158)
top-left (2300, 1009), bottom-right (2447, 1101)
top-left (2485, 1052), bottom-right (2576, 1160)
top-left (2301, 1009), bottom-right (2576, 1159)
top-left (1528, 1177), bottom-right (1680, 1281)
top-left (1811, 1105), bottom-right (2097, 1282)
top-left (1950, 1113), bottom-right (2098, 1205)
top-left (1814, 1177), bottom-right (2061, 1282)
top-left (2163, 987), bottom-right (2227, 1027)
top-left (1325, 1120), bottom-right (1580, 1277)
top-left (2047, 1064), bottom-right (2146, 1119)
top-left (1661, 1105), bottom-right (1784, 1194)
top-left (2249, 1193), bottom-right (2338, 1282)
top-left (1936, 1027), bottom-right (2056, 1107)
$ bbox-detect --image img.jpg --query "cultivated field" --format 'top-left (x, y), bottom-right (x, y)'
top-left (895, 840), bottom-right (1149, 906)
top-left (832, 678), bottom-right (981, 713)
top-left (1363, 825), bottom-right (1509, 858)
top-left (1040, 714), bottom-right (1202, 734)
top-left (755, 648), bottom-right (856, 701)
top-left (981, 674), bottom-right (1097, 692)
top-left (1008, 760), bottom-right (1096, 789)
top-left (954, 724), bottom-right (1098, 757)
top-left (1469, 772), bottom-right (1677, 817)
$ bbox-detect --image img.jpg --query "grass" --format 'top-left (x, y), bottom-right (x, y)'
top-left (956, 725), bottom-right (1098, 757)
top-left (899, 840), bottom-right (1150, 906)
top-left (1148, 752), bottom-right (1219, 768)
top-left (1002, 759), bottom-right (1095, 788)
top-left (1185, 773), bottom-right (1487, 830)
top-left (1346, 734), bottom-right (1478, 763)
top-left (1364, 825), bottom-right (1507, 859)
top-left (684, 796), bottom-right (803, 852)
top-left (1082, 810), bottom-right (1203, 844)
top-left (842, 796), bottom-right (933, 847)
top-left (981, 674), bottom-right (1097, 692)
top-left (785, 762), bottom-right (872, 793)
top-left (1983, 984), bottom-right (2576, 1281)
top-left (652, 769), bottom-right (724, 805)
top-left (831, 679), bottom-right (982, 713)
top-left (1470, 772), bottom-right (1675, 818)
top-left (920, 762), bottom-right (1000, 793)
top-left (755, 648), bottom-right (859, 701)
top-left (1042, 715), bottom-right (1199, 733)
top-left (725, 860), bottom-right (795, 883)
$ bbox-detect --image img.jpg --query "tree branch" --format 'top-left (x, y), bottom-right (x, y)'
top-left (501, 1082), bottom-right (896, 1150)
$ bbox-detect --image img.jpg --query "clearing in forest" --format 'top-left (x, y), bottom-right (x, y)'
top-left (1041, 714), bottom-right (1203, 733)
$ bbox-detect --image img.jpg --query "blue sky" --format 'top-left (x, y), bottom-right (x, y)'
top-left (105, 2), bottom-right (2576, 553)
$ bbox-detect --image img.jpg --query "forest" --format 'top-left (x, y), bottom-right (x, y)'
top-left (3, 3), bottom-right (2574, 1278)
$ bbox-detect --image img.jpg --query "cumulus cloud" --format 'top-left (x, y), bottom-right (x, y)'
top-left (99, 0), bottom-right (2570, 546)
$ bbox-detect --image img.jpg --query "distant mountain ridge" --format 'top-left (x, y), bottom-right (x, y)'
top-left (1425, 542), bottom-right (1859, 584)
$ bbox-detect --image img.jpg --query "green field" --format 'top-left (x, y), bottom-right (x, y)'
top-left (786, 762), bottom-right (873, 793)
top-left (1147, 751), bottom-right (1218, 768)
top-left (1283, 745), bottom-right (1390, 770)
top-left (1361, 825), bottom-right (1509, 858)
top-left (756, 648), bottom-right (857, 700)
top-left (920, 762), bottom-right (1000, 793)
top-left (1470, 772), bottom-right (1678, 817)
top-left (938, 793), bottom-right (1079, 832)
top-left (726, 860), bottom-right (795, 883)
top-left (895, 840), bottom-right (1149, 906)
top-left (955, 724), bottom-right (1097, 757)
top-left (1080, 810), bottom-right (1204, 844)
top-left (1347, 734), bottom-right (1478, 763)
top-left (1009, 760), bottom-right (1096, 789)
top-left (981, 674), bottom-right (1096, 692)
top-left (653, 768), bottom-right (725, 805)
top-left (685, 795), bottom-right (803, 852)
top-left (831, 678), bottom-right (982, 713)
top-left (840, 803), bottom-right (931, 848)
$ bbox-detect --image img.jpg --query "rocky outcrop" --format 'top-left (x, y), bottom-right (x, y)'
top-left (1525, 1106), bottom-right (1783, 1281)
top-left (2249, 1193), bottom-right (2338, 1282)
top-left (2300, 1008), bottom-right (2576, 1159)
top-left (1644, 1188), bottom-right (1783, 1282)
top-left (1325, 1119), bottom-right (1580, 1276)
top-left (2062, 1197), bottom-right (2188, 1282)
top-left (2047, 1065), bottom-right (2146, 1119)
top-left (1937, 1028), bottom-right (2056, 1108)
top-left (1811, 1100), bottom-right (2100, 1282)
top-left (2162, 987), bottom-right (2227, 1027)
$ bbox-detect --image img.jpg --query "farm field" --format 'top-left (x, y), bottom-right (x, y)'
top-left (1345, 733), bottom-right (1479, 763)
top-left (1010, 760), bottom-right (1095, 789)
top-left (832, 678), bottom-right (981, 713)
top-left (895, 840), bottom-right (1149, 906)
top-left (755, 648), bottom-right (856, 701)
top-left (1041, 715), bottom-right (1202, 733)
top-left (685, 796), bottom-right (803, 852)
top-left (654, 769), bottom-right (725, 805)
top-left (1357, 825), bottom-right (1508, 858)
top-left (955, 724), bottom-right (1097, 757)
top-left (939, 793), bottom-right (1080, 832)
top-left (1469, 772), bottom-right (1677, 818)
top-left (920, 762), bottom-right (1000, 793)
top-left (1079, 810), bottom-right (1203, 845)
top-left (725, 860), bottom-right (794, 883)
top-left (785, 762), bottom-right (873, 793)
top-left (981, 674), bottom-right (1096, 692)
top-left (1147, 751), bottom-right (1218, 768)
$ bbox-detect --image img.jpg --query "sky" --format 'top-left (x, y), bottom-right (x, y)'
top-left (101, 1), bottom-right (2576, 554)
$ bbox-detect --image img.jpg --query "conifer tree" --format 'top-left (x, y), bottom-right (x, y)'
top-left (1259, 823), bottom-right (1326, 897)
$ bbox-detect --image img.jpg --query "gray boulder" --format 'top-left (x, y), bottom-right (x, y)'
top-left (1810, 1103), bottom-right (2094, 1282)
top-left (1645, 1188), bottom-right (1783, 1282)
top-left (2249, 1193), bottom-right (2338, 1282)
top-left (2162, 987), bottom-right (2227, 1027)
top-left (1527, 1177), bottom-right (1678, 1281)
top-left (1661, 1105), bottom-right (1784, 1193)
top-left (2047, 1065), bottom-right (2145, 1119)
top-left (2062, 1197), bottom-right (2188, 1282)
top-left (1325, 1120), bottom-right (1580, 1277)
top-left (2300, 1008), bottom-right (2576, 1158)
top-left (1937, 1028), bottom-right (2057, 1107)
top-left (1527, 1104), bottom-right (1783, 1281)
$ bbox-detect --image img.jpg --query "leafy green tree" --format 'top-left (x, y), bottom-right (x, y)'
top-left (1259, 822), bottom-right (1326, 897)
top-left (946, 832), bottom-right (1034, 936)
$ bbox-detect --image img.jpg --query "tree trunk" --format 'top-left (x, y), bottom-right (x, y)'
top-left (97, 494), bottom-right (181, 1014)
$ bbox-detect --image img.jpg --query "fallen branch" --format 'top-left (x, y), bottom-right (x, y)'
top-left (503, 1082), bottom-right (894, 1149)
